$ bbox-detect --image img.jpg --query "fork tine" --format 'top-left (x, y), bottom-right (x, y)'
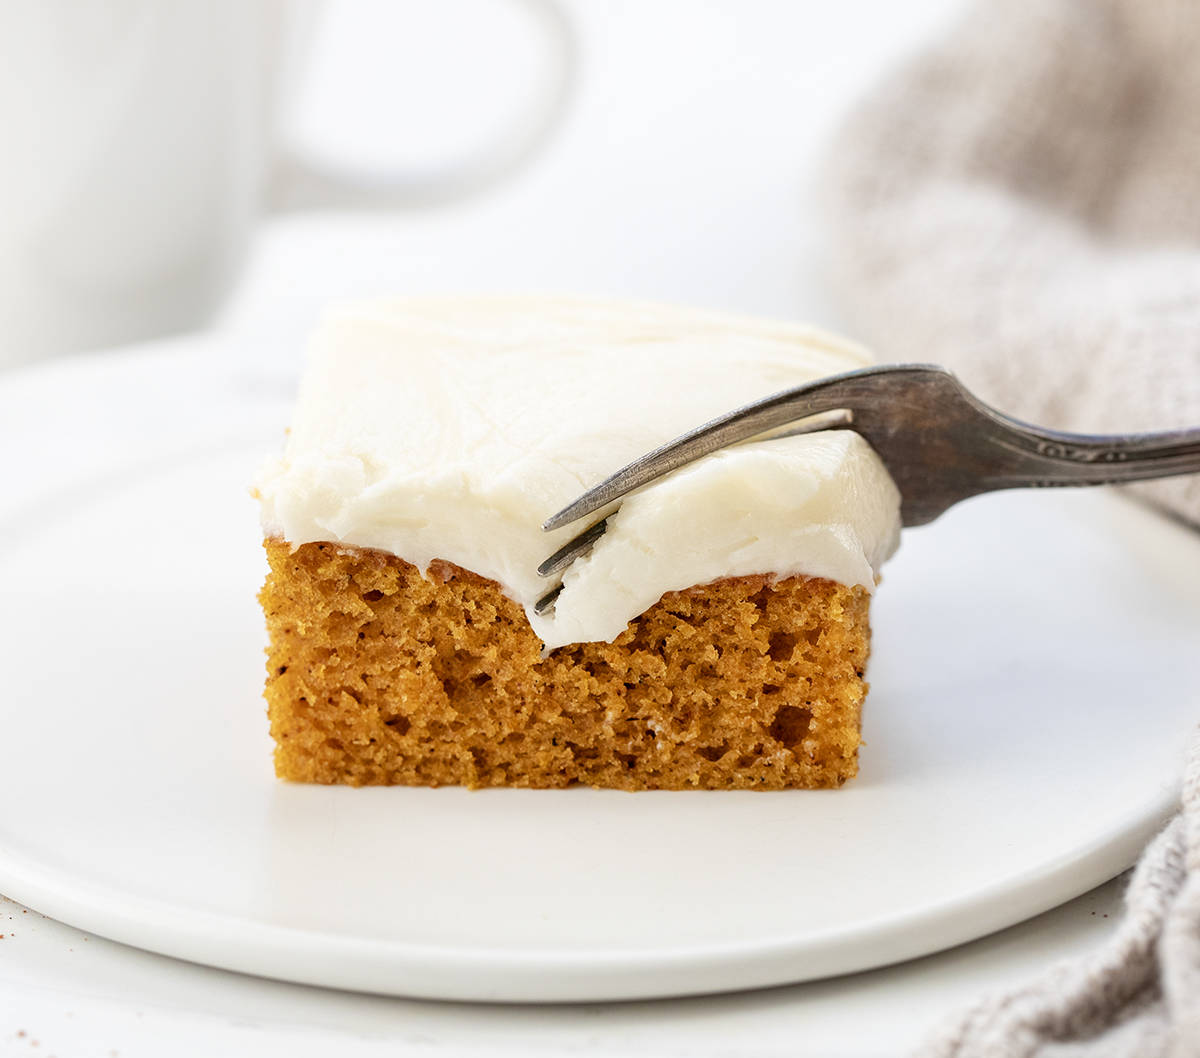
top-left (539, 366), bottom-right (907, 533)
top-left (533, 584), bottom-right (562, 615)
top-left (537, 517), bottom-right (608, 577)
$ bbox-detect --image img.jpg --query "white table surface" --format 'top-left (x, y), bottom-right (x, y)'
top-left (0, 1), bottom-right (1149, 1054)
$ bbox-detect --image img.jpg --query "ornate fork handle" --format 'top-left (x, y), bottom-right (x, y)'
top-left (857, 367), bottom-right (1200, 524)
top-left (968, 420), bottom-right (1200, 485)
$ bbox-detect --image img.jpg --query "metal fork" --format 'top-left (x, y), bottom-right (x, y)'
top-left (533, 363), bottom-right (1200, 614)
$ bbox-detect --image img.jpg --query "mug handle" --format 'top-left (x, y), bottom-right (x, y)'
top-left (267, 0), bottom-right (575, 211)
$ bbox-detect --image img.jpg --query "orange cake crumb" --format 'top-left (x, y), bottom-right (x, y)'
top-left (260, 539), bottom-right (872, 790)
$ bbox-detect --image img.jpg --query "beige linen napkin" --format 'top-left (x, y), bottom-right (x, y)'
top-left (823, 0), bottom-right (1200, 528)
top-left (823, 1), bottom-right (1200, 1054)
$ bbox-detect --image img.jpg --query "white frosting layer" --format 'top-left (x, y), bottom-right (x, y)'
top-left (256, 296), bottom-right (902, 649)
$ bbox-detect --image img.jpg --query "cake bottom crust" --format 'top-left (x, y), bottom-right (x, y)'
top-left (259, 540), bottom-right (872, 790)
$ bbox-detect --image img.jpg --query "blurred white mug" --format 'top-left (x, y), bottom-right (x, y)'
top-left (0, 0), bottom-right (573, 367)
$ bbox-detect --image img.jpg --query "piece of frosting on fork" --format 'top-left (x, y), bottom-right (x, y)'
top-left (255, 295), bottom-right (902, 649)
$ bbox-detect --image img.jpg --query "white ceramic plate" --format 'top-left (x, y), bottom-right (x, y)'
top-left (1, 343), bottom-right (1198, 1002)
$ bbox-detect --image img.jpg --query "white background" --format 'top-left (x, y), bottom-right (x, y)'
top-left (0, 1), bottom-right (1140, 1055)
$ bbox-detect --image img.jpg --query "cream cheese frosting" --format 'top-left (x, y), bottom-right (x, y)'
top-left (255, 296), bottom-right (902, 649)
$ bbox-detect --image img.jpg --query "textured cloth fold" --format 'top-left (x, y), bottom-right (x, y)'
top-left (824, 0), bottom-right (1200, 528)
top-left (916, 731), bottom-right (1200, 1057)
top-left (822, 1), bottom-right (1200, 1053)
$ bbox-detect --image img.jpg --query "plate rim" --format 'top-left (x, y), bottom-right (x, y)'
top-left (0, 789), bottom-right (1170, 1002)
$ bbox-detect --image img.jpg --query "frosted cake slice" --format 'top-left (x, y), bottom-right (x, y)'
top-left (255, 297), bottom-right (901, 789)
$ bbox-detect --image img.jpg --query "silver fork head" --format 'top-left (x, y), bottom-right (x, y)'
top-left (539, 364), bottom-right (937, 535)
top-left (532, 364), bottom-right (928, 613)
